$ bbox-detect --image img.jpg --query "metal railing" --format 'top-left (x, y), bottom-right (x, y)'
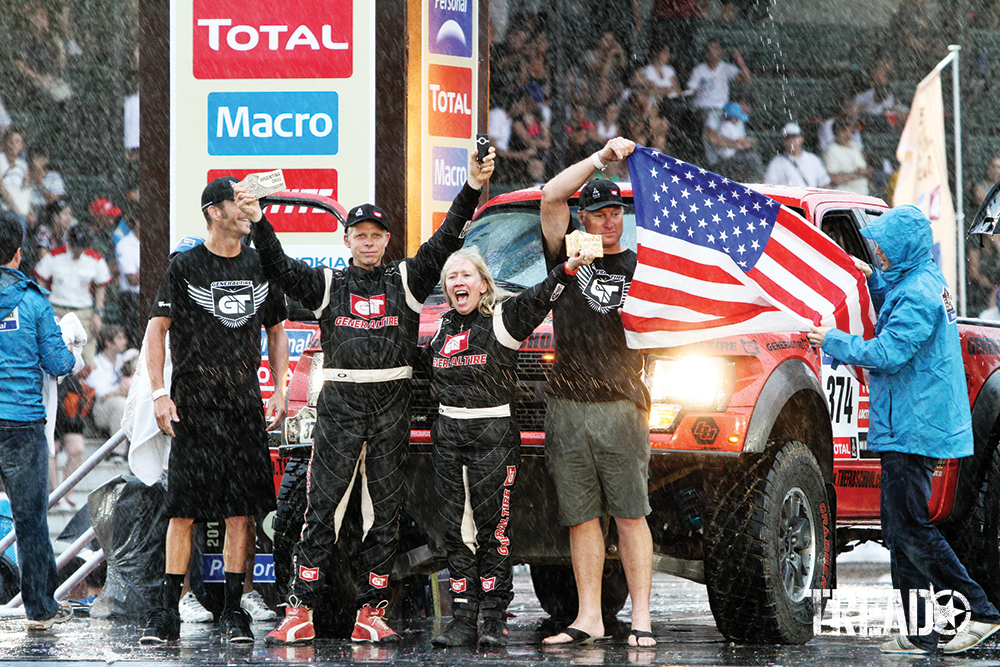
top-left (1, 430), bottom-right (126, 609)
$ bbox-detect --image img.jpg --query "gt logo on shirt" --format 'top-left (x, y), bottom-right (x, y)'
top-left (440, 330), bottom-right (470, 357)
top-left (299, 566), bottom-right (319, 581)
top-left (188, 280), bottom-right (269, 328)
top-left (450, 578), bottom-right (466, 593)
top-left (481, 577), bottom-right (496, 592)
top-left (504, 466), bottom-right (516, 486)
top-left (351, 294), bottom-right (386, 319)
top-left (369, 572), bottom-right (389, 589)
top-left (577, 264), bottom-right (626, 314)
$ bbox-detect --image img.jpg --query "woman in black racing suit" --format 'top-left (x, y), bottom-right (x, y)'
top-left (426, 245), bottom-right (595, 648)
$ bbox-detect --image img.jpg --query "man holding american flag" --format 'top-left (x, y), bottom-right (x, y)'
top-left (539, 137), bottom-right (656, 648)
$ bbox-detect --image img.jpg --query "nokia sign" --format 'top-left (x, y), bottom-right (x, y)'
top-left (208, 92), bottom-right (338, 156)
top-left (193, 0), bottom-right (353, 79)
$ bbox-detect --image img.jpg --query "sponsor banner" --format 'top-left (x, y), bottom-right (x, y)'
top-left (204, 554), bottom-right (275, 582)
top-left (207, 169), bottom-right (339, 233)
top-left (432, 146), bottom-right (469, 201)
top-left (428, 65), bottom-right (473, 138)
top-left (193, 0), bottom-right (353, 79)
top-left (259, 327), bottom-right (313, 400)
top-left (283, 244), bottom-right (353, 270)
top-left (208, 92), bottom-right (338, 156)
top-left (428, 0), bottom-right (472, 57)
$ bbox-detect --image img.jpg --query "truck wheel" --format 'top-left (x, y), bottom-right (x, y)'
top-left (959, 442), bottom-right (1000, 608)
top-left (271, 458), bottom-right (357, 637)
top-left (0, 555), bottom-right (18, 604)
top-left (530, 562), bottom-right (628, 622)
top-left (704, 440), bottom-right (832, 644)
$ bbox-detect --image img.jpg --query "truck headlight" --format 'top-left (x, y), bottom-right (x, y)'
top-left (285, 405), bottom-right (317, 446)
top-left (644, 355), bottom-right (735, 431)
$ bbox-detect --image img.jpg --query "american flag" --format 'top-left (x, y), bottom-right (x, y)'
top-left (622, 145), bottom-right (875, 349)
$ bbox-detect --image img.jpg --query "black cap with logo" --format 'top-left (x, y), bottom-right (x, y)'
top-left (345, 203), bottom-right (389, 231)
top-left (201, 176), bottom-right (239, 210)
top-left (578, 179), bottom-right (624, 211)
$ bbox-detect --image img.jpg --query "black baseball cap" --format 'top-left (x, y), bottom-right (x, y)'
top-left (201, 176), bottom-right (239, 210)
top-left (345, 203), bottom-right (388, 231)
top-left (578, 179), bottom-right (624, 211)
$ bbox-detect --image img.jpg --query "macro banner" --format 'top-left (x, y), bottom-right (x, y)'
top-left (170, 0), bottom-right (375, 271)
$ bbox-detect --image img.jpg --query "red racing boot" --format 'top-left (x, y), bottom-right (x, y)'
top-left (264, 603), bottom-right (315, 645)
top-left (351, 601), bottom-right (401, 643)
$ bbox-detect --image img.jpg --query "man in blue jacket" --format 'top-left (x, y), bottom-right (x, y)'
top-left (0, 212), bottom-right (76, 631)
top-left (808, 205), bottom-right (1000, 654)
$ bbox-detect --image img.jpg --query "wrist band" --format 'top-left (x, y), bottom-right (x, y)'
top-left (591, 153), bottom-right (607, 172)
top-left (564, 261), bottom-right (579, 276)
top-left (151, 388), bottom-right (170, 401)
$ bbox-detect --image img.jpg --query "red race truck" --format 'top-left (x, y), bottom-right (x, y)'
top-left (271, 185), bottom-right (1000, 643)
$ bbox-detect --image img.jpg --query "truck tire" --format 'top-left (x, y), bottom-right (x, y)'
top-left (0, 555), bottom-right (18, 604)
top-left (955, 441), bottom-right (1000, 609)
top-left (271, 458), bottom-right (357, 637)
top-left (704, 440), bottom-right (832, 644)
top-left (530, 562), bottom-right (628, 622)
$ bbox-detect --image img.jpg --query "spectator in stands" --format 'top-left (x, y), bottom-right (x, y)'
top-left (87, 197), bottom-right (121, 272)
top-left (584, 32), bottom-right (628, 110)
top-left (500, 94), bottom-right (543, 186)
top-left (687, 39), bottom-right (752, 125)
top-left (0, 94), bottom-right (12, 133)
top-left (648, 0), bottom-right (712, 77)
top-left (971, 155), bottom-right (1000, 210)
top-left (13, 4), bottom-right (73, 106)
top-left (34, 198), bottom-right (74, 261)
top-left (825, 117), bottom-right (871, 196)
top-left (596, 103), bottom-right (620, 142)
top-left (967, 233), bottom-right (1000, 317)
top-left (27, 145), bottom-right (66, 210)
top-left (50, 369), bottom-right (88, 509)
top-left (643, 46), bottom-right (683, 100)
top-left (566, 103), bottom-right (600, 166)
top-left (764, 122), bottom-right (831, 188)
top-left (888, 0), bottom-right (948, 74)
top-left (853, 55), bottom-right (907, 133)
top-left (705, 100), bottom-right (763, 183)
top-left (115, 212), bottom-right (141, 347)
top-left (34, 224), bottom-right (111, 363)
top-left (819, 97), bottom-right (864, 155)
top-left (0, 128), bottom-right (35, 226)
top-left (977, 288), bottom-right (1000, 322)
top-left (86, 325), bottom-right (135, 446)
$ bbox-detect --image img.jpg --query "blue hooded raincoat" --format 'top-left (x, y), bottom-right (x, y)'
top-left (821, 205), bottom-right (971, 459)
top-left (0, 267), bottom-right (75, 422)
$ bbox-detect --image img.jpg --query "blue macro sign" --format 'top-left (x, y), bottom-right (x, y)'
top-left (208, 91), bottom-right (339, 156)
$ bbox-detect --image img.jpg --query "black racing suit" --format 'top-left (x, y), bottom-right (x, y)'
top-left (252, 183), bottom-right (481, 607)
top-left (425, 263), bottom-right (573, 608)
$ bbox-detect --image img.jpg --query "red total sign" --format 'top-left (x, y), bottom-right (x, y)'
top-left (428, 64), bottom-right (473, 138)
top-left (207, 168), bottom-right (340, 233)
top-left (193, 0), bottom-right (353, 79)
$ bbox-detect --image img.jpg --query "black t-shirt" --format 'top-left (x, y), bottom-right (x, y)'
top-left (545, 241), bottom-right (650, 411)
top-left (149, 244), bottom-right (287, 409)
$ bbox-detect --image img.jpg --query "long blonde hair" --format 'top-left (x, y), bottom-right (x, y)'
top-left (440, 247), bottom-right (512, 316)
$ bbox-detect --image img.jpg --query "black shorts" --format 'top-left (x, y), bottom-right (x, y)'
top-left (166, 405), bottom-right (276, 520)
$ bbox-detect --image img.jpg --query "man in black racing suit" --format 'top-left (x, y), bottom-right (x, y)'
top-left (243, 150), bottom-right (495, 645)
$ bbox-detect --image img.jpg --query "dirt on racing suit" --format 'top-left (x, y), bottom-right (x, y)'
top-left (252, 183), bottom-right (480, 607)
top-left (425, 262), bottom-right (574, 608)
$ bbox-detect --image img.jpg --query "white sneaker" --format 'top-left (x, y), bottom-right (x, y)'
top-left (25, 601), bottom-right (73, 632)
top-left (178, 592), bottom-right (213, 623)
top-left (241, 590), bottom-right (277, 621)
top-left (879, 635), bottom-right (928, 654)
top-left (943, 621), bottom-right (1000, 654)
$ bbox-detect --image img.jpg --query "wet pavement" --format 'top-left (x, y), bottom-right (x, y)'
top-left (1, 559), bottom-right (999, 665)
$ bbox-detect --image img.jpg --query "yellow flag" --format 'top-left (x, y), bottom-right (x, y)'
top-left (893, 68), bottom-right (956, 291)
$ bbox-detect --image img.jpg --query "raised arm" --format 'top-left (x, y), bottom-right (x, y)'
top-left (240, 186), bottom-right (330, 311)
top-left (499, 249), bottom-right (596, 341)
top-left (404, 149), bottom-right (496, 302)
top-left (540, 137), bottom-right (634, 258)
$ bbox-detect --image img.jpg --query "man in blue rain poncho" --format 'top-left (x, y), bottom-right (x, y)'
top-left (808, 205), bottom-right (1000, 654)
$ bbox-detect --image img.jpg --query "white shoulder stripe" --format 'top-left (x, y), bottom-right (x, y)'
top-left (313, 268), bottom-right (334, 318)
top-left (493, 303), bottom-right (520, 350)
top-left (398, 261), bottom-right (423, 313)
